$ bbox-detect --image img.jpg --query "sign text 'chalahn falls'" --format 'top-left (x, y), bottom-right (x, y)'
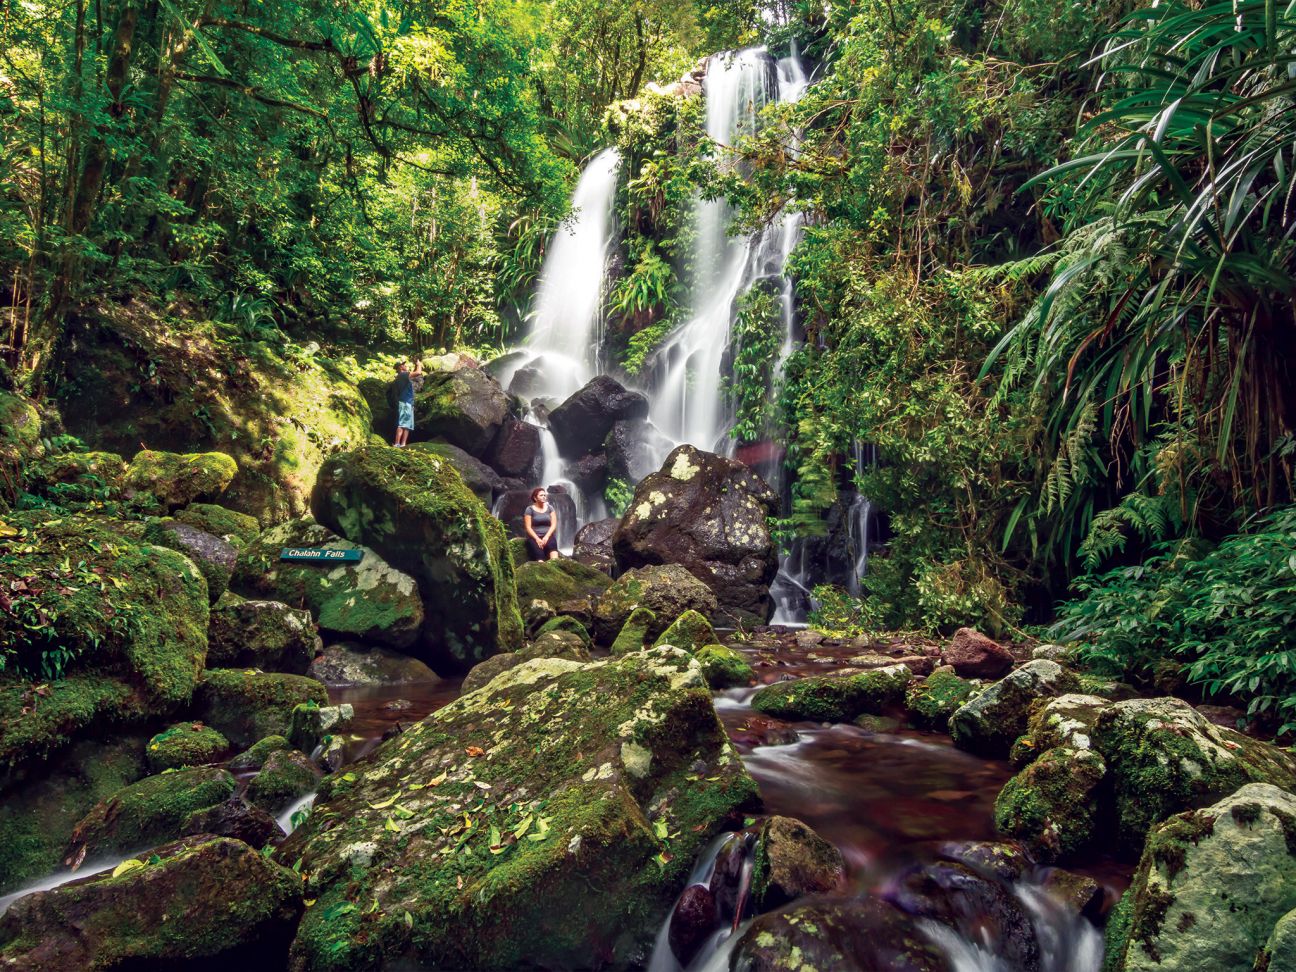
top-left (279, 547), bottom-right (365, 564)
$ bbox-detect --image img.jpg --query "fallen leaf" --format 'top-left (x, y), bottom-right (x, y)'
top-left (429, 770), bottom-right (448, 786)
top-left (112, 859), bottom-right (145, 878)
top-left (465, 746), bottom-right (485, 757)
top-left (369, 796), bottom-right (397, 810)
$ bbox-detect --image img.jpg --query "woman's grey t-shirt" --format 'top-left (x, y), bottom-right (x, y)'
top-left (526, 504), bottom-right (552, 532)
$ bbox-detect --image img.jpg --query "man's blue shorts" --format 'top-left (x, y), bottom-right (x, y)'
top-left (397, 401), bottom-right (415, 430)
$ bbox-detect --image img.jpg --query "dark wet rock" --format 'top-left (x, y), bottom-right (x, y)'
top-left (287, 702), bottom-right (353, 754)
top-left (943, 628), bottom-right (1014, 679)
top-left (280, 648), bottom-right (758, 970)
top-left (247, 749), bottom-right (321, 813)
top-left (1040, 868), bottom-right (1105, 921)
top-left (605, 418), bottom-right (672, 484)
top-left (613, 445), bottom-right (779, 625)
top-left (854, 714), bottom-right (903, 733)
top-left (904, 667), bottom-right (978, 731)
top-left (573, 516), bottom-right (619, 572)
top-left (935, 840), bottom-right (1031, 884)
top-left (507, 364), bottom-right (544, 398)
top-left (207, 594), bottom-right (320, 674)
top-left (306, 642), bottom-right (437, 686)
top-left (653, 609), bottom-right (718, 652)
top-left (146, 722), bottom-right (229, 772)
top-left (694, 644), bottom-right (754, 688)
top-left (227, 735), bottom-right (291, 772)
top-left (193, 669), bottom-right (329, 748)
top-left (0, 836), bottom-right (302, 970)
top-left (610, 606), bottom-right (658, 656)
top-left (752, 666), bottom-right (912, 723)
top-left (565, 451), bottom-right (608, 493)
top-left (144, 518), bottom-right (237, 601)
top-left (994, 746), bottom-right (1106, 862)
top-left (548, 375), bottom-right (650, 459)
top-left (948, 660), bottom-right (1081, 758)
top-left (515, 558), bottom-right (612, 630)
top-left (461, 652), bottom-right (523, 694)
top-left (753, 816), bottom-right (847, 909)
top-left (123, 449), bottom-right (238, 510)
top-left (731, 896), bottom-right (954, 971)
top-left (406, 440), bottom-right (503, 505)
top-left (312, 446), bottom-right (523, 673)
top-left (182, 796), bottom-right (283, 848)
top-left (593, 563), bottom-right (718, 643)
top-left (231, 518), bottom-right (424, 651)
top-left (486, 417), bottom-right (542, 481)
top-left (668, 883), bottom-right (716, 966)
top-left (413, 367), bottom-right (511, 457)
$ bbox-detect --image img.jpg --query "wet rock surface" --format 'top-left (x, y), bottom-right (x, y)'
top-left (547, 375), bottom-right (650, 459)
top-left (593, 563), bottom-right (719, 643)
top-left (207, 594), bottom-right (320, 674)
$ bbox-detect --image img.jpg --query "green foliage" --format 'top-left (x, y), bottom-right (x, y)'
top-left (604, 477), bottom-right (634, 517)
top-left (726, 283), bottom-right (783, 442)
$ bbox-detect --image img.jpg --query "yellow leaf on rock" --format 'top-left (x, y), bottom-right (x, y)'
top-left (112, 859), bottom-right (146, 878)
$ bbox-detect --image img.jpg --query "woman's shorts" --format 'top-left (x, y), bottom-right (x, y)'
top-left (527, 535), bottom-right (558, 560)
top-left (397, 401), bottom-right (415, 430)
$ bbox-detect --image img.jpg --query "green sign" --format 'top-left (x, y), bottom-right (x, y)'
top-left (280, 547), bottom-right (364, 564)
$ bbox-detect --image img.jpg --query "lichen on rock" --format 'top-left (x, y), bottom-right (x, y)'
top-left (752, 665), bottom-right (912, 723)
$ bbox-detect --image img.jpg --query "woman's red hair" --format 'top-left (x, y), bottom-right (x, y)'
top-left (530, 486), bottom-right (546, 504)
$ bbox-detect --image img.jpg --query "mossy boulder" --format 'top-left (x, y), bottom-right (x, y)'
top-left (1010, 693), bottom-right (1109, 769)
top-left (146, 722), bottom-right (229, 772)
top-left (1091, 697), bottom-right (1296, 854)
top-left (948, 660), bottom-right (1080, 758)
top-left (66, 766), bottom-right (237, 860)
top-left (904, 667), bottom-right (978, 731)
top-left (535, 615), bottom-right (592, 648)
top-left (22, 451), bottom-right (125, 510)
top-left (694, 644), bottom-right (754, 688)
top-left (287, 702), bottom-right (353, 754)
top-left (123, 449), bottom-right (237, 510)
top-left (174, 502), bottom-right (260, 546)
top-left (311, 446), bottom-right (523, 673)
top-left (461, 631), bottom-right (592, 696)
top-left (994, 746), bottom-right (1106, 863)
top-left (593, 564), bottom-right (718, 643)
top-left (247, 749), bottom-right (322, 812)
top-left (752, 665), bottom-right (912, 723)
top-left (207, 593), bottom-right (320, 673)
top-left (279, 647), bottom-right (759, 970)
top-left (509, 536), bottom-right (528, 567)
top-left (515, 558), bottom-right (613, 630)
top-left (412, 367), bottom-right (511, 457)
top-left (0, 736), bottom-right (148, 895)
top-left (228, 734), bottom-right (291, 772)
top-left (752, 816), bottom-right (847, 910)
top-left (610, 606), bottom-right (657, 656)
top-left (232, 518), bottom-right (424, 651)
top-left (1110, 784), bottom-right (1296, 972)
top-left (406, 440), bottom-right (502, 505)
top-left (0, 391), bottom-right (41, 506)
top-left (193, 669), bottom-right (328, 748)
top-left (653, 609), bottom-right (717, 652)
top-left (1260, 907), bottom-right (1296, 972)
top-left (305, 642), bottom-right (437, 685)
top-left (0, 835), bottom-right (303, 970)
top-left (143, 517), bottom-right (237, 601)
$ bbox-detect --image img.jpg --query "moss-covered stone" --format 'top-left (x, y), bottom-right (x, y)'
top-left (193, 669), bottom-right (328, 748)
top-left (412, 367), bottom-right (511, 457)
top-left (0, 835), bottom-right (303, 969)
top-left (751, 665), bottom-right (912, 723)
top-left (228, 734), bottom-right (291, 772)
top-left (752, 816), bottom-right (847, 909)
top-left (22, 451), bottom-right (125, 510)
top-left (593, 564), bottom-right (717, 643)
top-left (143, 517), bottom-right (237, 601)
top-left (287, 702), bottom-right (353, 754)
top-left (1261, 907), bottom-right (1296, 972)
top-left (949, 660), bottom-right (1080, 758)
top-left (0, 390), bottom-right (41, 507)
top-left (610, 606), bottom-right (657, 656)
top-left (509, 536), bottom-right (528, 568)
top-left (535, 615), bottom-right (592, 648)
top-left (247, 749), bottom-right (321, 812)
top-left (305, 642), bottom-right (437, 686)
top-left (518, 630), bottom-right (590, 663)
top-left (146, 722), bottom-right (229, 772)
top-left (1011, 693), bottom-right (1109, 769)
top-left (174, 502), bottom-right (261, 546)
top-left (694, 644), bottom-right (754, 689)
top-left (653, 609), bottom-right (717, 652)
top-left (904, 667), bottom-right (978, 731)
top-left (207, 593), bottom-right (320, 673)
top-left (312, 446), bottom-right (523, 673)
top-left (279, 647), bottom-right (758, 970)
top-left (994, 746), bottom-right (1105, 862)
top-left (515, 558), bottom-right (612, 629)
top-left (231, 518), bottom-right (424, 650)
top-left (123, 449), bottom-right (237, 510)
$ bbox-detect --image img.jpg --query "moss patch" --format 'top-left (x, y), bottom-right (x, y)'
top-left (752, 666), bottom-right (912, 723)
top-left (147, 722), bottom-right (229, 772)
top-left (193, 669), bottom-right (328, 748)
top-left (247, 749), bottom-right (321, 812)
top-left (993, 746), bottom-right (1105, 862)
top-left (653, 610), bottom-right (717, 652)
top-left (174, 503), bottom-right (260, 547)
top-left (904, 668), bottom-right (977, 731)
top-left (694, 644), bottom-right (754, 689)
top-left (123, 450), bottom-right (237, 510)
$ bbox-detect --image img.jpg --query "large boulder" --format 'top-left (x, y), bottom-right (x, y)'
top-left (1108, 784), bottom-right (1296, 972)
top-left (207, 594), bottom-right (320, 673)
top-left (246, 749), bottom-right (321, 813)
top-left (192, 669), bottom-right (328, 748)
top-left (231, 518), bottom-right (424, 651)
top-left (993, 746), bottom-right (1106, 862)
top-left (948, 660), bottom-right (1080, 758)
top-left (0, 836), bottom-right (303, 970)
top-left (485, 417), bottom-right (542, 481)
top-left (573, 516), bottom-right (618, 572)
top-left (305, 642), bottom-right (438, 685)
top-left (515, 558), bottom-right (613, 629)
top-left (311, 446), bottom-right (524, 673)
top-left (23, 450), bottom-right (126, 510)
top-left (604, 418), bottom-right (671, 485)
top-left (413, 367), bottom-right (511, 457)
top-left (279, 648), bottom-right (758, 970)
top-left (943, 628), bottom-right (1013, 679)
top-left (752, 816), bottom-right (847, 909)
top-left (122, 449), bottom-right (238, 510)
top-left (1010, 692), bottom-right (1109, 768)
top-left (547, 375), bottom-right (649, 459)
top-left (146, 722), bottom-right (229, 772)
top-left (612, 445), bottom-right (778, 624)
top-left (407, 440), bottom-right (503, 505)
top-left (653, 610), bottom-right (718, 652)
top-left (143, 518), bottom-right (237, 601)
top-left (593, 563), bottom-right (718, 643)
top-left (752, 666), bottom-right (912, 723)
top-left (173, 502), bottom-right (260, 547)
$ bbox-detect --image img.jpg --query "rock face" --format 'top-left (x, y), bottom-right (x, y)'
top-left (943, 628), bottom-right (1014, 679)
top-left (613, 445), bottom-right (778, 624)
top-left (305, 642), bottom-right (437, 685)
top-left (413, 367), bottom-right (512, 457)
top-left (485, 417), bottom-right (542, 481)
top-left (280, 648), bottom-right (758, 970)
top-left (593, 563), bottom-right (719, 643)
top-left (994, 746), bottom-right (1106, 862)
top-left (123, 449), bottom-right (238, 509)
top-left (0, 836), bottom-right (303, 970)
top-left (605, 418), bottom-right (671, 485)
top-left (948, 660), bottom-right (1080, 757)
top-left (247, 749), bottom-right (321, 812)
top-left (547, 375), bottom-right (650, 459)
top-left (752, 666), bottom-right (912, 723)
top-left (406, 441), bottom-right (503, 504)
top-left (753, 816), bottom-right (847, 909)
top-left (232, 518), bottom-right (424, 651)
top-left (573, 517), bottom-right (618, 572)
top-left (311, 446), bottom-right (523, 673)
top-left (1109, 784), bottom-right (1296, 972)
top-left (207, 594), bottom-right (320, 673)
top-left (144, 518), bottom-right (237, 601)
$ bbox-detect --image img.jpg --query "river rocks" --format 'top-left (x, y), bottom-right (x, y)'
top-left (949, 660), bottom-right (1080, 758)
top-left (0, 836), bottom-right (303, 970)
top-left (593, 563), bottom-right (718, 643)
top-left (406, 440), bottom-right (503, 504)
top-left (694, 644), bottom-right (754, 688)
top-left (668, 883), bottom-right (715, 966)
top-left (1092, 697), bottom-right (1296, 853)
top-left (146, 722), bottom-right (229, 772)
top-left (653, 609), bottom-right (718, 652)
top-left (305, 642), bottom-right (437, 685)
top-left (207, 594), bottom-right (320, 673)
top-left (232, 518), bottom-right (424, 651)
top-left (142, 518), bottom-right (237, 600)
top-left (1109, 784), bottom-right (1296, 972)
top-left (536, 615), bottom-right (592, 648)
top-left (311, 446), bottom-right (523, 672)
top-left (905, 667), bottom-right (978, 731)
top-left (613, 445), bottom-right (779, 624)
top-left (548, 375), bottom-right (650, 458)
top-left (573, 516), bottom-right (618, 572)
top-left (994, 746), bottom-right (1106, 862)
top-left (943, 628), bottom-right (1014, 679)
top-left (515, 557), bottom-right (612, 628)
top-left (193, 670), bottom-right (328, 748)
top-left (753, 816), bottom-right (847, 909)
top-left (520, 630), bottom-right (591, 663)
top-left (247, 749), bottom-right (321, 812)
top-left (173, 502), bottom-right (261, 546)
top-left (485, 417), bottom-right (542, 481)
top-left (565, 451), bottom-right (608, 492)
top-left (610, 606), bottom-right (658, 656)
top-left (413, 366), bottom-right (511, 457)
top-left (752, 666), bottom-right (912, 723)
top-left (731, 897), bottom-right (954, 972)
top-left (122, 449), bottom-right (238, 510)
top-left (287, 702), bottom-right (353, 754)
top-left (1010, 693), bottom-right (1108, 768)
top-left (461, 652), bottom-right (523, 694)
top-left (228, 735), bottom-right (291, 772)
top-left (280, 647), bottom-right (758, 970)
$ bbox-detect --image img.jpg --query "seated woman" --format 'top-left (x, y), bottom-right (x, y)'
top-left (524, 487), bottom-right (559, 561)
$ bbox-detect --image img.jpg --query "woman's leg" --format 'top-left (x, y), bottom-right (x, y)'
top-left (544, 535), bottom-right (559, 560)
top-left (526, 537), bottom-right (545, 561)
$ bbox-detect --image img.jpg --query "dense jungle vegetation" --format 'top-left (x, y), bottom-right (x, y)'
top-left (2, 0), bottom-right (1294, 727)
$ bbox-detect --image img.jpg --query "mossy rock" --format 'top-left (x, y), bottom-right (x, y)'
top-left (752, 665), bottom-right (912, 723)
top-left (123, 449), bottom-right (238, 510)
top-left (694, 644), bottom-right (754, 688)
top-left (143, 517), bottom-right (237, 601)
top-left (515, 558), bottom-right (612, 628)
top-left (535, 615), bottom-right (592, 648)
top-left (412, 367), bottom-right (511, 457)
top-left (305, 642), bottom-right (437, 686)
top-left (0, 835), bottom-right (303, 970)
top-left (174, 503), bottom-right (260, 547)
top-left (509, 536), bottom-right (528, 568)
top-left (228, 735), bottom-right (291, 772)
top-left (904, 667), bottom-right (978, 731)
top-left (752, 815), bottom-right (847, 910)
top-left (231, 518), bottom-right (425, 651)
top-left (193, 669), bottom-right (328, 748)
top-left (406, 440), bottom-right (502, 505)
top-left (247, 749), bottom-right (321, 812)
top-left (948, 660), bottom-right (1080, 758)
top-left (146, 722), bottom-right (230, 772)
top-left (287, 702), bottom-right (353, 754)
top-left (312, 446), bottom-right (523, 673)
top-left (66, 766), bottom-right (236, 860)
top-left (994, 746), bottom-right (1106, 863)
top-left (610, 606), bottom-right (657, 656)
top-left (208, 593), bottom-right (321, 673)
top-left (22, 451), bottom-right (125, 510)
top-left (653, 609), bottom-right (717, 652)
top-left (1010, 693), bottom-right (1109, 769)
top-left (0, 391), bottom-right (41, 506)
top-left (0, 735), bottom-right (148, 895)
top-left (592, 564), bottom-right (718, 644)
top-left (279, 647), bottom-right (758, 970)
top-left (518, 630), bottom-right (590, 664)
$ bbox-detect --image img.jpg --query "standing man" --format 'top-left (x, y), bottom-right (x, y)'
top-left (392, 359), bottom-right (424, 447)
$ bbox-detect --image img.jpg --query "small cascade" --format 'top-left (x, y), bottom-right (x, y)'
top-left (277, 792), bottom-right (317, 835)
top-left (845, 441), bottom-right (878, 598)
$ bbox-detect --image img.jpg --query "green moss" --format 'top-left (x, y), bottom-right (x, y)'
top-left (228, 734), bottom-right (291, 772)
top-left (904, 668), bottom-right (976, 731)
top-left (173, 503), bottom-right (260, 546)
top-left (1102, 890), bottom-right (1134, 972)
top-left (124, 450), bottom-right (238, 509)
top-left (515, 558), bottom-right (612, 611)
top-left (68, 766), bottom-right (236, 858)
top-left (536, 615), bottom-right (592, 647)
top-left (610, 607), bottom-right (657, 656)
top-left (509, 536), bottom-right (528, 568)
top-left (23, 451), bottom-right (126, 510)
top-left (752, 666), bottom-right (912, 723)
top-left (694, 644), bottom-right (754, 688)
top-left (143, 516), bottom-right (233, 598)
top-left (653, 610), bottom-right (717, 652)
top-left (146, 722), bottom-right (229, 772)
top-left (0, 391), bottom-right (41, 506)
top-left (993, 746), bottom-right (1105, 861)
top-left (194, 669), bottom-right (328, 747)
top-left (247, 749), bottom-right (320, 812)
